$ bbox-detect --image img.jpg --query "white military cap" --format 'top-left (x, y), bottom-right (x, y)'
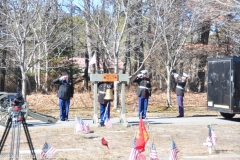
top-left (140, 70), bottom-right (148, 74)
top-left (183, 72), bottom-right (188, 77)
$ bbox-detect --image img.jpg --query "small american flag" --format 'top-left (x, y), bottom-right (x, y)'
top-left (150, 142), bottom-right (159, 160)
top-left (129, 137), bottom-right (140, 160)
top-left (104, 117), bottom-right (112, 128)
top-left (103, 102), bottom-right (112, 128)
top-left (74, 115), bottom-right (89, 134)
top-left (79, 118), bottom-right (90, 133)
top-left (138, 153), bottom-right (146, 160)
top-left (74, 115), bottom-right (81, 133)
top-left (169, 140), bottom-right (179, 160)
top-left (40, 142), bottom-right (57, 159)
top-left (206, 125), bottom-right (218, 145)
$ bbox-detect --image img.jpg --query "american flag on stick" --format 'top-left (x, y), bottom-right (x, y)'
top-left (150, 142), bottom-right (159, 160)
top-left (128, 137), bottom-right (140, 160)
top-left (40, 142), bottom-right (58, 159)
top-left (74, 115), bottom-right (89, 134)
top-left (103, 102), bottom-right (112, 128)
top-left (206, 125), bottom-right (218, 145)
top-left (169, 140), bottom-right (179, 160)
top-left (74, 115), bottom-right (81, 133)
top-left (138, 153), bottom-right (146, 160)
top-left (79, 118), bottom-right (90, 133)
top-left (104, 117), bottom-right (112, 128)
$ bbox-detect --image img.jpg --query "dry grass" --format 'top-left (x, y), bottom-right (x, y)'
top-left (0, 120), bottom-right (239, 160)
top-left (0, 91), bottom-right (239, 160)
top-left (26, 91), bottom-right (208, 119)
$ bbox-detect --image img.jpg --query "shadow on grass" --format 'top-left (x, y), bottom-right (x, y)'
top-left (82, 118), bottom-right (93, 120)
top-left (128, 121), bottom-right (172, 126)
top-left (215, 149), bottom-right (234, 154)
top-left (82, 135), bottom-right (99, 139)
top-left (27, 123), bottom-right (57, 127)
top-left (218, 117), bottom-right (240, 122)
top-left (192, 115), bottom-right (218, 117)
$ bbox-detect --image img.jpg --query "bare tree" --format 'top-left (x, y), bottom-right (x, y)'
top-left (0, 0), bottom-right (68, 97)
top-left (144, 0), bottom-right (195, 106)
top-left (34, 0), bottom-right (69, 93)
top-left (78, 0), bottom-right (131, 108)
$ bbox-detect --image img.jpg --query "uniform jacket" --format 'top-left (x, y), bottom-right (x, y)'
top-left (175, 78), bottom-right (186, 96)
top-left (52, 79), bottom-right (74, 99)
top-left (97, 82), bottom-right (114, 104)
top-left (132, 76), bottom-right (152, 98)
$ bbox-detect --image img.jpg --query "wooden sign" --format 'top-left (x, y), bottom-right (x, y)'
top-left (102, 74), bottom-right (118, 82)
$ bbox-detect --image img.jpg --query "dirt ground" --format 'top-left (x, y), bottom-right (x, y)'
top-left (0, 91), bottom-right (239, 160)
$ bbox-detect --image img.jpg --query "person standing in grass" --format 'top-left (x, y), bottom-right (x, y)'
top-left (97, 81), bottom-right (114, 127)
top-left (132, 70), bottom-right (152, 119)
top-left (52, 71), bottom-right (74, 121)
top-left (174, 72), bottom-right (188, 117)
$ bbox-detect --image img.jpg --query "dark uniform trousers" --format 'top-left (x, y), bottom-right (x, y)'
top-left (52, 79), bottom-right (73, 120)
top-left (175, 79), bottom-right (186, 117)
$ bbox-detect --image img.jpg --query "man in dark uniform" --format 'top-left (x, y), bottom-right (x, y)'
top-left (52, 71), bottom-right (74, 121)
top-left (174, 72), bottom-right (188, 117)
top-left (97, 81), bottom-right (114, 126)
top-left (132, 70), bottom-right (152, 119)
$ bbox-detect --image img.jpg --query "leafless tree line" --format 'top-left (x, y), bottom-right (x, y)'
top-left (0, 0), bottom-right (240, 107)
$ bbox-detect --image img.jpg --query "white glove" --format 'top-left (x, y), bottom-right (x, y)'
top-left (173, 73), bottom-right (179, 78)
top-left (59, 76), bottom-right (65, 80)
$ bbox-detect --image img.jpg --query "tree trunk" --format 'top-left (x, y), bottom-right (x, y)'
top-left (113, 55), bottom-right (119, 109)
top-left (0, 50), bottom-right (6, 91)
top-left (84, 0), bottom-right (94, 74)
top-left (44, 42), bottom-right (49, 93)
top-left (201, 21), bottom-right (210, 45)
top-left (123, 28), bottom-right (130, 74)
top-left (166, 71), bottom-right (172, 107)
top-left (159, 75), bottom-right (162, 91)
top-left (84, 50), bottom-right (89, 90)
top-left (37, 55), bottom-right (41, 91)
top-left (21, 71), bottom-right (27, 98)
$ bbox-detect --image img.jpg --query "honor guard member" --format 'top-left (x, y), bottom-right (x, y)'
top-left (97, 81), bottom-right (114, 126)
top-left (53, 71), bottom-right (74, 121)
top-left (132, 70), bottom-right (152, 119)
top-left (174, 72), bottom-right (188, 117)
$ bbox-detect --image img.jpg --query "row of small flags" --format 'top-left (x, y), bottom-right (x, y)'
top-left (127, 118), bottom-right (218, 160)
top-left (39, 119), bottom-right (218, 159)
top-left (39, 115), bottom-right (91, 160)
top-left (39, 116), bottom-right (91, 159)
top-left (128, 118), bottom-right (179, 160)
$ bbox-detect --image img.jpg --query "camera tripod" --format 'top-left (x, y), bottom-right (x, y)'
top-left (0, 106), bottom-right (37, 160)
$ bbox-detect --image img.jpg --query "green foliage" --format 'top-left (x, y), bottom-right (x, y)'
top-left (49, 71), bottom-right (58, 77)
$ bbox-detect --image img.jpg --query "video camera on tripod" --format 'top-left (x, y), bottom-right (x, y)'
top-left (0, 91), bottom-right (37, 160)
top-left (11, 93), bottom-right (24, 107)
